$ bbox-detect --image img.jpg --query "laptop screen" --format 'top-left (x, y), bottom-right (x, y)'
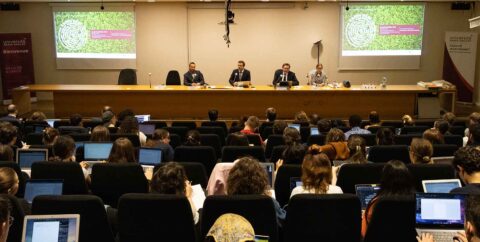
top-left (422, 179), bottom-right (462, 193)
top-left (22, 214), bottom-right (79, 242)
top-left (24, 180), bottom-right (63, 204)
top-left (83, 142), bottom-right (113, 161)
top-left (288, 124), bottom-right (301, 132)
top-left (17, 149), bottom-right (48, 169)
top-left (310, 127), bottom-right (319, 136)
top-left (74, 142), bottom-right (84, 150)
top-left (260, 163), bottom-right (274, 187)
top-left (34, 126), bottom-right (45, 133)
top-left (415, 193), bottom-right (466, 228)
top-left (139, 124), bottom-right (155, 135)
top-left (46, 119), bottom-right (59, 128)
top-left (355, 184), bottom-right (380, 210)
top-left (289, 177), bottom-right (303, 191)
top-left (135, 115), bottom-right (150, 123)
top-left (139, 148), bottom-right (162, 166)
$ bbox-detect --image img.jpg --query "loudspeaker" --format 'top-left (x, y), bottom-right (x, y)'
top-left (451, 2), bottom-right (471, 10)
top-left (343, 80), bottom-right (351, 88)
top-left (0, 3), bottom-right (19, 11)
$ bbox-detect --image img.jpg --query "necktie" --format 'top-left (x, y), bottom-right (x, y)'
top-left (239, 72), bottom-right (243, 81)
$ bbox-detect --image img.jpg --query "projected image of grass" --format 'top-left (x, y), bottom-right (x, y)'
top-left (54, 12), bottom-right (136, 54)
top-left (342, 5), bottom-right (424, 51)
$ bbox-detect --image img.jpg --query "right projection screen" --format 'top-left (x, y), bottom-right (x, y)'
top-left (339, 4), bottom-right (425, 70)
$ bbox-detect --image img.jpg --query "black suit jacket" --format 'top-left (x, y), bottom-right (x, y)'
top-left (183, 71), bottom-right (205, 86)
top-left (272, 69), bottom-right (299, 86)
top-left (228, 69), bottom-right (251, 86)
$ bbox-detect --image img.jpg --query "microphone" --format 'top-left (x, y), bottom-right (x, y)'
top-left (277, 74), bottom-right (284, 83)
top-left (234, 72), bottom-right (238, 82)
top-left (148, 73), bottom-right (152, 88)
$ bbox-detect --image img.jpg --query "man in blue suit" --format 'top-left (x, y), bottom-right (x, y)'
top-left (228, 60), bottom-right (251, 86)
top-left (272, 63), bottom-right (299, 86)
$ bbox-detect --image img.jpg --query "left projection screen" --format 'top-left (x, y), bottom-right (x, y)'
top-left (53, 6), bottom-right (136, 69)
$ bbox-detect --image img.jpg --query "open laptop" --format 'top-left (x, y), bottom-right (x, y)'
top-left (288, 124), bottom-right (301, 132)
top-left (310, 127), bottom-right (319, 136)
top-left (139, 123), bottom-right (155, 136)
top-left (355, 184), bottom-right (380, 210)
top-left (83, 142), bottom-right (113, 161)
top-left (46, 119), bottom-right (60, 128)
top-left (260, 163), bottom-right (274, 187)
top-left (135, 115), bottom-right (150, 123)
top-left (22, 214), bottom-right (80, 242)
top-left (33, 125), bottom-right (46, 133)
top-left (16, 149), bottom-right (48, 171)
top-left (24, 179), bottom-right (63, 204)
top-left (415, 193), bottom-right (466, 242)
top-left (138, 148), bottom-right (162, 168)
top-left (289, 177), bottom-right (303, 191)
top-left (422, 179), bottom-right (462, 193)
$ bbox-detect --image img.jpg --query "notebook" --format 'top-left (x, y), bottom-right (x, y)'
top-left (22, 214), bottom-right (80, 242)
top-left (288, 124), bottom-right (301, 132)
top-left (259, 163), bottom-right (274, 187)
top-left (422, 179), bottom-right (462, 193)
top-left (138, 123), bottom-right (155, 135)
top-left (24, 180), bottom-right (63, 204)
top-left (83, 142), bottom-right (113, 161)
top-left (415, 193), bottom-right (466, 242)
top-left (135, 115), bottom-right (150, 123)
top-left (289, 177), bottom-right (303, 191)
top-left (355, 184), bottom-right (380, 210)
top-left (16, 149), bottom-right (48, 170)
top-left (310, 127), bottom-right (319, 136)
top-left (138, 148), bottom-right (162, 167)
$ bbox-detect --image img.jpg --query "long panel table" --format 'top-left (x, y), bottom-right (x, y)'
top-left (11, 84), bottom-right (456, 119)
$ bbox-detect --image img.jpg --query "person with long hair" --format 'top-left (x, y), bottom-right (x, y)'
top-left (107, 138), bottom-right (137, 163)
top-left (346, 135), bottom-right (368, 164)
top-left (118, 115), bottom-right (146, 146)
top-left (409, 138), bottom-right (433, 164)
top-left (280, 127), bottom-right (306, 164)
top-left (376, 128), bottom-right (395, 146)
top-left (309, 128), bottom-right (349, 161)
top-left (361, 160), bottom-right (415, 237)
top-left (42, 127), bottom-right (59, 146)
top-left (90, 125), bottom-right (110, 142)
top-left (145, 129), bottom-right (174, 161)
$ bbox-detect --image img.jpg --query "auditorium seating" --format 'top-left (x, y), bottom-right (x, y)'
top-left (432, 144), bottom-right (459, 157)
top-left (274, 164), bottom-right (302, 207)
top-left (201, 121), bottom-right (228, 134)
top-left (221, 146), bottom-right (266, 162)
top-left (394, 134), bottom-right (422, 145)
top-left (165, 70), bottom-right (181, 86)
top-left (407, 163), bottom-right (456, 192)
top-left (400, 126), bottom-right (429, 134)
top-left (246, 134), bottom-right (263, 146)
top-left (199, 134), bottom-right (222, 157)
top-left (118, 68), bottom-right (137, 85)
top-left (197, 126), bottom-right (226, 145)
top-left (336, 163), bottom-right (385, 194)
top-left (2, 194), bottom-right (25, 242)
top-left (165, 126), bottom-right (189, 141)
top-left (169, 133), bottom-right (182, 148)
top-left (144, 120), bottom-right (168, 129)
top-left (174, 146), bottom-right (217, 175)
top-left (31, 161), bottom-right (89, 195)
top-left (155, 162), bottom-right (208, 188)
top-left (265, 135), bottom-right (285, 159)
top-left (354, 133), bottom-right (376, 146)
top-left (171, 121), bottom-right (197, 130)
top-left (110, 133), bottom-right (141, 147)
top-left (368, 145), bottom-right (410, 163)
top-left (307, 134), bottom-right (326, 146)
top-left (270, 145), bottom-right (286, 163)
top-left (367, 126), bottom-right (394, 134)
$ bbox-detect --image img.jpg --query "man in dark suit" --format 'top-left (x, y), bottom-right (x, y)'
top-left (183, 62), bottom-right (205, 86)
top-left (0, 104), bottom-right (19, 122)
top-left (272, 63), bottom-right (299, 86)
top-left (228, 60), bottom-right (251, 86)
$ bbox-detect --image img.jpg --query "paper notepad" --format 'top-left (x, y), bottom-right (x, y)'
top-left (191, 184), bottom-right (206, 210)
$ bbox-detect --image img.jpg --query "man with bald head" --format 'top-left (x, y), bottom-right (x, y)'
top-left (0, 104), bottom-right (18, 122)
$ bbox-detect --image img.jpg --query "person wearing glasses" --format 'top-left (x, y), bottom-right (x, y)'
top-left (308, 63), bottom-right (327, 85)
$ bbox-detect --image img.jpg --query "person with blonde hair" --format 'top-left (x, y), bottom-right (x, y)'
top-left (409, 138), bottom-right (433, 164)
top-left (402, 114), bottom-right (415, 127)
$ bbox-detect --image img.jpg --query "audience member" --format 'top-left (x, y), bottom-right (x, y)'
top-left (51, 135), bottom-right (76, 162)
top-left (69, 113), bottom-right (83, 127)
top-left (145, 129), bottom-right (174, 161)
top-left (102, 111), bottom-right (116, 128)
top-left (118, 115), bottom-right (146, 146)
top-left (309, 114), bottom-right (320, 127)
top-left (467, 124), bottom-right (480, 147)
top-left (183, 130), bottom-right (201, 146)
top-left (290, 153), bottom-right (342, 197)
top-left (150, 162), bottom-right (199, 224)
top-left (346, 135), bottom-right (368, 164)
top-left (280, 127), bottom-right (306, 164)
top-left (409, 138), bottom-right (433, 164)
top-left (208, 109), bottom-right (219, 122)
top-left (451, 146), bottom-right (480, 194)
top-left (29, 111), bottom-right (46, 122)
top-left (226, 132), bottom-right (249, 146)
top-left (241, 116), bottom-right (260, 135)
top-left (376, 128), bottom-right (395, 145)
top-left (435, 120), bottom-right (452, 136)
top-left (117, 109), bottom-right (135, 123)
top-left (317, 119), bottom-right (332, 134)
top-left (423, 128), bottom-right (444, 144)
top-left (294, 111), bottom-right (309, 123)
top-left (0, 122), bottom-right (17, 147)
top-left (0, 196), bottom-right (12, 242)
top-left (272, 120), bottom-right (288, 135)
top-left (345, 114), bottom-right (371, 139)
top-left (0, 104), bottom-right (18, 122)
top-left (205, 213), bottom-right (255, 242)
top-left (309, 128), bottom-right (349, 161)
top-left (266, 107), bottom-right (277, 123)
top-left (442, 112), bottom-right (456, 127)
top-left (365, 111), bottom-right (381, 129)
top-left (0, 168), bottom-right (18, 196)
top-left (0, 145), bottom-right (13, 162)
top-left (107, 138), bottom-right (137, 163)
top-left (90, 126), bottom-right (110, 142)
top-left (361, 160), bottom-right (415, 237)
top-left (402, 114), bottom-right (415, 127)
top-left (42, 127), bottom-right (59, 146)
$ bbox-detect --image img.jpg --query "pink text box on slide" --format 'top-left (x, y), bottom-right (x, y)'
top-left (90, 30), bottom-right (132, 40)
top-left (379, 25), bottom-right (420, 35)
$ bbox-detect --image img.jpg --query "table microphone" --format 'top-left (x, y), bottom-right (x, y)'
top-left (234, 72), bottom-right (238, 81)
top-left (148, 73), bottom-right (152, 88)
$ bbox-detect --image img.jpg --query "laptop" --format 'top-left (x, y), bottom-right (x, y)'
top-left (355, 184), bottom-right (380, 210)
top-left (46, 119), bottom-right (59, 128)
top-left (74, 142), bottom-right (84, 150)
top-left (24, 179), bottom-right (63, 204)
top-left (138, 148), bottom-right (162, 167)
top-left (22, 214), bottom-right (80, 242)
top-left (289, 177), bottom-right (303, 191)
top-left (16, 149), bottom-right (48, 170)
top-left (422, 179), bottom-right (462, 193)
top-left (415, 193), bottom-right (466, 242)
top-left (83, 142), bottom-right (113, 161)
top-left (135, 115), bottom-right (151, 123)
top-left (139, 123), bottom-right (155, 135)
top-left (310, 127), bottom-right (319, 136)
top-left (260, 163), bottom-right (274, 187)
top-left (33, 125), bottom-right (46, 133)
top-left (288, 124), bottom-right (301, 132)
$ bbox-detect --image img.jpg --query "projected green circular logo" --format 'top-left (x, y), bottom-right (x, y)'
top-left (345, 14), bottom-right (376, 48)
top-left (58, 20), bottom-right (87, 51)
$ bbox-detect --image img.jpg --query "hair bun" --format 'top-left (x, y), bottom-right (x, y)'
top-left (423, 156), bottom-right (430, 162)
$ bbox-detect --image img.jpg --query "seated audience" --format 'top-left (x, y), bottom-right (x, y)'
top-left (0, 168), bottom-right (18, 196)
top-left (0, 196), bottom-right (12, 242)
top-left (376, 128), bottom-right (395, 145)
top-left (0, 145), bottom-right (13, 162)
top-left (51, 136), bottom-right (76, 162)
top-left (208, 109), bottom-right (219, 122)
top-left (102, 111), bottom-right (117, 128)
top-left (346, 135), bottom-right (368, 164)
top-left (451, 146), bottom-right (480, 194)
top-left (107, 138), bottom-right (137, 163)
top-left (0, 104), bottom-right (18, 122)
top-left (345, 114), bottom-right (371, 139)
top-left (294, 111), bottom-right (309, 124)
top-left (117, 109), bottom-right (135, 124)
top-left (309, 113), bottom-right (320, 127)
top-left (145, 129), bottom-right (174, 161)
top-left (150, 162), bottom-right (199, 224)
top-left (402, 114), bottom-right (415, 127)
top-left (467, 124), bottom-right (480, 147)
top-left (0, 122), bottom-right (19, 153)
top-left (265, 107), bottom-right (277, 123)
top-left (434, 120), bottom-right (452, 136)
top-left (42, 127), bottom-right (59, 146)
top-left (69, 113), bottom-right (83, 127)
top-left (184, 130), bottom-right (201, 146)
top-left (226, 132), bottom-right (249, 146)
top-left (423, 128), bottom-right (445, 144)
top-left (317, 119), bottom-right (332, 134)
top-left (90, 126), bottom-right (110, 142)
top-left (442, 112), bottom-right (456, 127)
top-left (241, 116), bottom-right (260, 135)
top-left (118, 115), bottom-right (146, 146)
top-left (280, 127), bottom-right (306, 164)
top-left (309, 128), bottom-right (349, 161)
top-left (290, 152), bottom-right (342, 198)
top-left (272, 120), bottom-right (288, 135)
top-left (362, 160), bottom-right (415, 237)
top-left (365, 111), bottom-right (381, 129)
top-left (30, 111), bottom-right (46, 122)
top-left (409, 138), bottom-right (433, 164)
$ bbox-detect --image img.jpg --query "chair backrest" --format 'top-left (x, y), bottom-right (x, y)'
top-left (165, 70), bottom-right (181, 85)
top-left (400, 126), bottom-right (429, 134)
top-left (118, 193), bottom-right (195, 242)
top-left (368, 145), bottom-right (410, 163)
top-left (261, 126), bottom-right (274, 140)
top-left (200, 121), bottom-right (228, 134)
top-left (110, 133), bottom-right (140, 147)
top-left (169, 133), bottom-right (182, 149)
top-left (91, 163), bottom-right (149, 207)
top-left (53, 120), bottom-right (70, 128)
top-left (171, 121), bottom-right (197, 130)
top-left (367, 126), bottom-right (395, 134)
top-left (82, 120), bottom-right (104, 129)
top-left (228, 126), bottom-right (243, 134)
top-left (58, 126), bottom-right (89, 135)
top-left (363, 196), bottom-right (416, 242)
top-left (449, 126), bottom-right (465, 136)
top-left (22, 121), bottom-right (49, 135)
top-left (274, 164), bottom-right (302, 207)
top-left (2, 194), bottom-right (25, 242)
top-left (336, 163), bottom-right (385, 194)
top-left (246, 134), bottom-right (262, 146)
top-left (432, 144), bottom-right (458, 157)
top-left (154, 162), bottom-right (208, 188)
top-left (353, 133), bottom-right (377, 146)
top-left (415, 120), bottom-right (435, 127)
top-left (307, 134), bottom-right (326, 146)
top-left (393, 134), bottom-right (422, 145)
top-left (199, 134), bottom-right (222, 158)
top-left (118, 68), bottom-right (137, 85)
top-left (26, 133), bottom-right (43, 145)
top-left (0, 161), bottom-right (26, 198)
top-left (270, 145), bottom-right (286, 163)
top-left (285, 194), bottom-right (361, 242)
top-left (444, 135), bottom-right (463, 147)
top-left (69, 133), bottom-right (91, 142)
top-left (407, 163), bottom-right (456, 192)
top-left (259, 122), bottom-right (274, 138)
top-left (299, 126), bottom-right (310, 143)
top-left (201, 195), bottom-right (278, 242)
top-left (221, 146), bottom-right (266, 162)
top-left (32, 195), bottom-right (115, 242)
top-left (265, 135), bottom-right (285, 159)
top-left (31, 161), bottom-right (89, 195)
top-left (165, 127), bottom-right (189, 141)
top-left (174, 146), bottom-right (217, 175)
top-left (144, 120), bottom-right (168, 129)
top-left (197, 126), bottom-right (226, 146)
top-left (381, 121), bottom-right (403, 128)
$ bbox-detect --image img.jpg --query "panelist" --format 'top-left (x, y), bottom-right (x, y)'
top-left (308, 63), bottom-right (327, 85)
top-left (228, 60), bottom-right (251, 86)
top-left (272, 63), bottom-right (299, 86)
top-left (183, 62), bottom-right (205, 86)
